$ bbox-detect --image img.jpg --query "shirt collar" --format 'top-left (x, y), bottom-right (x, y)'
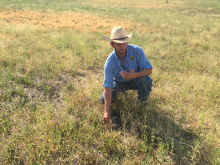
top-left (113, 45), bottom-right (130, 60)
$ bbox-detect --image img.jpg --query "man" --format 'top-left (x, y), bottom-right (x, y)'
top-left (100, 26), bottom-right (153, 125)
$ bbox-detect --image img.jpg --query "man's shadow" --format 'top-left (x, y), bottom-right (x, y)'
top-left (109, 94), bottom-right (212, 165)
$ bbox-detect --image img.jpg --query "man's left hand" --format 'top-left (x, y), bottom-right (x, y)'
top-left (121, 69), bottom-right (136, 79)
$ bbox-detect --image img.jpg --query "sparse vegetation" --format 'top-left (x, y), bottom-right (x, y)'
top-left (0, 0), bottom-right (219, 164)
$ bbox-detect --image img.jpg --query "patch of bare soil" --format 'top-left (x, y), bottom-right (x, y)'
top-left (0, 10), bottom-right (133, 33)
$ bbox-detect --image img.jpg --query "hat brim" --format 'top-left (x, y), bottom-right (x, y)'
top-left (101, 31), bottom-right (135, 43)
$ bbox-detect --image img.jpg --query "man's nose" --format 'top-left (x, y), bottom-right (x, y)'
top-left (120, 43), bottom-right (126, 49)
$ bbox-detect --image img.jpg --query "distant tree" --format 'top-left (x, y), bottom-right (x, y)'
top-left (166, 0), bottom-right (168, 3)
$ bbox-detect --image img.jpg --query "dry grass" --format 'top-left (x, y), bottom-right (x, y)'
top-left (0, 10), bottom-right (133, 33)
top-left (0, 0), bottom-right (219, 164)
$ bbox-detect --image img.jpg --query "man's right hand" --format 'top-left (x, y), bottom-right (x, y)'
top-left (102, 112), bottom-right (110, 125)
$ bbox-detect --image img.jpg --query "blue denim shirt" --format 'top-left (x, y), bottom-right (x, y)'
top-left (103, 44), bottom-right (153, 88)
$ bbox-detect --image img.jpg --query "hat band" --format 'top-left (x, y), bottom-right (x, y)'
top-left (112, 36), bottom-right (128, 40)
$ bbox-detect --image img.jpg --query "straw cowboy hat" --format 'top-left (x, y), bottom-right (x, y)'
top-left (101, 26), bottom-right (135, 43)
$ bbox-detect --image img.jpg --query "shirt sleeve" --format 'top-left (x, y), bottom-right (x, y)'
top-left (103, 62), bottom-right (114, 88)
top-left (138, 48), bottom-right (153, 70)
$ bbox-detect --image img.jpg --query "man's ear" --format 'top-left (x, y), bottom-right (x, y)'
top-left (110, 42), bottom-right (115, 48)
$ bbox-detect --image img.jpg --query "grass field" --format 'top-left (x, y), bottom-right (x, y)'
top-left (0, 0), bottom-right (219, 164)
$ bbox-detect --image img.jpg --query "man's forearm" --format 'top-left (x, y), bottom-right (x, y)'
top-left (134, 69), bottom-right (152, 78)
top-left (121, 69), bottom-right (152, 80)
top-left (104, 87), bottom-right (112, 113)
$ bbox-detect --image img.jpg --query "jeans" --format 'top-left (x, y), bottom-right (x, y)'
top-left (100, 76), bottom-right (153, 104)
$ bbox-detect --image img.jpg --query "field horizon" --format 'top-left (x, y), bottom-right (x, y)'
top-left (0, 0), bottom-right (219, 164)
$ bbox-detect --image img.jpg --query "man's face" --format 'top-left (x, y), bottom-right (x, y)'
top-left (111, 42), bottom-right (128, 58)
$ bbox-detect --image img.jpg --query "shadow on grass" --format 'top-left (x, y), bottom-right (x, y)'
top-left (109, 94), bottom-right (212, 165)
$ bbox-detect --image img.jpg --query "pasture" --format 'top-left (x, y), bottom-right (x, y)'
top-left (0, 0), bottom-right (219, 164)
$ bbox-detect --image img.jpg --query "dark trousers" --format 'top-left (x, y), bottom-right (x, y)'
top-left (100, 76), bottom-right (153, 104)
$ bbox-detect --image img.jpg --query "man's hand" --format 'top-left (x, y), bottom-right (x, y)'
top-left (102, 111), bottom-right (110, 125)
top-left (121, 69), bottom-right (152, 79)
top-left (121, 69), bottom-right (136, 79)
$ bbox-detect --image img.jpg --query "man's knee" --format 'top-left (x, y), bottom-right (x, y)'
top-left (100, 92), bottom-right (104, 104)
top-left (137, 76), bottom-right (153, 101)
top-left (99, 90), bottom-right (119, 104)
top-left (145, 76), bottom-right (153, 91)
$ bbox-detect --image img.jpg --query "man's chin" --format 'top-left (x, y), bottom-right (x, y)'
top-left (117, 51), bottom-right (126, 55)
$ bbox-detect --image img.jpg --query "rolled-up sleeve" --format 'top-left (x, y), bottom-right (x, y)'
top-left (138, 48), bottom-right (153, 70)
top-left (103, 62), bottom-right (114, 88)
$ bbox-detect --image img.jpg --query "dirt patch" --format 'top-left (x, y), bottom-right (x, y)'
top-left (0, 10), bottom-right (134, 33)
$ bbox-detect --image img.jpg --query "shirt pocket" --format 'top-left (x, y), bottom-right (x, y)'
top-left (113, 67), bottom-right (121, 78)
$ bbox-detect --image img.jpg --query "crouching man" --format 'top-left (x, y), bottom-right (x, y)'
top-left (100, 26), bottom-right (153, 125)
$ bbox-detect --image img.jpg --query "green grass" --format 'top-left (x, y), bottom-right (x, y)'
top-left (0, 0), bottom-right (220, 164)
